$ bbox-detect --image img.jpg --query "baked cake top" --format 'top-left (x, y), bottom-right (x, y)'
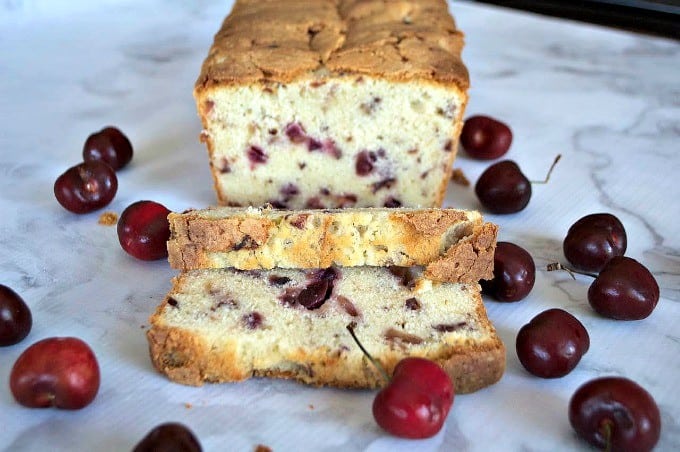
top-left (195, 0), bottom-right (469, 90)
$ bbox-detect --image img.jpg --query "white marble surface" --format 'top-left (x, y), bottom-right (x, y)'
top-left (1, 1), bottom-right (678, 450)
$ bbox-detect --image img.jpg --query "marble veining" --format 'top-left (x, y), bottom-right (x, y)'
top-left (1, 0), bottom-right (679, 451)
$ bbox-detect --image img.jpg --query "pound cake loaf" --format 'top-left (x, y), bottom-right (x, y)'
top-left (168, 206), bottom-right (497, 283)
top-left (147, 266), bottom-right (505, 393)
top-left (195, 0), bottom-right (469, 208)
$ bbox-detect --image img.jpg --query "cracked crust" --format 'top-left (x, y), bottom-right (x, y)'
top-left (147, 269), bottom-right (505, 393)
top-left (194, 0), bottom-right (468, 90)
top-left (167, 206), bottom-right (497, 283)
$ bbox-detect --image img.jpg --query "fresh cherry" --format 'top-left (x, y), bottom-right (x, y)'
top-left (564, 213), bottom-right (627, 272)
top-left (0, 284), bottom-right (32, 346)
top-left (481, 242), bottom-right (535, 302)
top-left (373, 357), bottom-right (454, 439)
top-left (117, 200), bottom-right (171, 261)
top-left (82, 126), bottom-right (133, 170)
top-left (569, 377), bottom-right (661, 452)
top-left (54, 160), bottom-right (118, 214)
top-left (460, 115), bottom-right (512, 160)
top-left (9, 337), bottom-right (100, 409)
top-left (133, 422), bottom-right (202, 452)
top-left (516, 309), bottom-right (589, 378)
top-left (588, 256), bottom-right (659, 320)
top-left (347, 324), bottom-right (454, 439)
top-left (475, 160), bottom-right (531, 213)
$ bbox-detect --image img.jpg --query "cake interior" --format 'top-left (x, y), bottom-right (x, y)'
top-left (155, 266), bottom-right (495, 380)
top-left (198, 76), bottom-right (464, 209)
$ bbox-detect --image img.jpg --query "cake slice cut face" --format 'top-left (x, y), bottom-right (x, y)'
top-left (147, 266), bottom-right (505, 394)
top-left (195, 0), bottom-right (469, 208)
top-left (167, 206), bottom-right (498, 283)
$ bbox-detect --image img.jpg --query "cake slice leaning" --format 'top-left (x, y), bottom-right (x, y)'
top-left (167, 206), bottom-right (497, 284)
top-left (147, 266), bottom-right (505, 394)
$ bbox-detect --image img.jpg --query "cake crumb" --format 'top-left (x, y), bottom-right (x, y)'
top-left (98, 211), bottom-right (118, 226)
top-left (451, 168), bottom-right (470, 187)
top-left (254, 445), bottom-right (272, 452)
top-left (184, 403), bottom-right (193, 409)
top-left (308, 404), bottom-right (314, 410)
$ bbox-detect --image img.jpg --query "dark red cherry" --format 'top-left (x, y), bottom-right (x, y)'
top-left (516, 309), bottom-right (589, 378)
top-left (564, 213), bottom-right (627, 273)
top-left (117, 201), bottom-right (171, 261)
top-left (588, 256), bottom-right (659, 320)
top-left (82, 126), bottom-right (133, 170)
top-left (54, 161), bottom-right (118, 214)
top-left (133, 422), bottom-right (202, 452)
top-left (0, 284), bottom-right (32, 346)
top-left (569, 377), bottom-right (661, 452)
top-left (475, 160), bottom-right (531, 214)
top-left (460, 115), bottom-right (512, 160)
top-left (481, 242), bottom-right (535, 302)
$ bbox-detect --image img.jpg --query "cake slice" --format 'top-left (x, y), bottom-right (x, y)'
top-left (195, 0), bottom-right (468, 208)
top-left (147, 266), bottom-right (505, 393)
top-left (167, 206), bottom-right (497, 283)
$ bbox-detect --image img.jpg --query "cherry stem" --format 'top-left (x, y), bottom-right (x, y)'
top-left (546, 262), bottom-right (597, 279)
top-left (346, 322), bottom-right (391, 384)
top-left (600, 419), bottom-right (613, 452)
top-left (531, 154), bottom-right (562, 184)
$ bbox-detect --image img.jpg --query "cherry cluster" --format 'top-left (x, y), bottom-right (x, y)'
top-left (462, 114), bottom-right (661, 450)
top-left (52, 127), bottom-right (171, 261)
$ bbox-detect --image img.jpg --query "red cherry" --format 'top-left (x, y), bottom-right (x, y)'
top-left (569, 377), bottom-right (661, 451)
top-left (133, 422), bottom-right (202, 452)
top-left (460, 115), bottom-right (512, 160)
top-left (0, 284), bottom-right (32, 346)
top-left (564, 213), bottom-right (627, 273)
top-left (54, 161), bottom-right (118, 214)
top-left (373, 357), bottom-right (454, 439)
top-left (9, 337), bottom-right (100, 409)
top-left (516, 308), bottom-right (590, 378)
top-left (117, 201), bottom-right (171, 261)
top-left (588, 256), bottom-right (659, 320)
top-left (83, 126), bottom-right (133, 170)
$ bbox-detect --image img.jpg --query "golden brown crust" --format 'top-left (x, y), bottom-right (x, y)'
top-left (424, 222), bottom-right (498, 283)
top-left (194, 0), bottom-right (469, 92)
top-left (167, 207), bottom-right (497, 283)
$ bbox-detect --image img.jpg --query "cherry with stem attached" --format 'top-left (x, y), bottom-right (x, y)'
top-left (475, 155), bottom-right (561, 214)
top-left (547, 256), bottom-right (659, 320)
top-left (346, 323), bottom-right (454, 439)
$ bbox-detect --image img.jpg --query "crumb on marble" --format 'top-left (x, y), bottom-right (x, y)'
top-left (98, 211), bottom-right (118, 226)
top-left (308, 404), bottom-right (314, 410)
top-left (184, 402), bottom-right (193, 409)
top-left (254, 445), bottom-right (272, 452)
top-left (451, 168), bottom-right (470, 187)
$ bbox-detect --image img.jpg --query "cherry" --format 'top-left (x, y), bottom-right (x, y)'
top-left (82, 126), bottom-right (133, 170)
top-left (460, 115), bottom-right (512, 160)
top-left (373, 357), bottom-right (454, 439)
top-left (516, 309), bottom-right (589, 378)
top-left (475, 156), bottom-right (560, 214)
top-left (481, 242), bottom-right (535, 302)
top-left (133, 422), bottom-right (202, 452)
top-left (569, 377), bottom-right (661, 452)
top-left (0, 284), bottom-right (32, 346)
top-left (10, 337), bottom-right (100, 409)
top-left (347, 324), bottom-right (454, 439)
top-left (475, 160), bottom-right (530, 213)
top-left (588, 256), bottom-right (659, 320)
top-left (564, 213), bottom-right (627, 272)
top-left (54, 160), bottom-right (118, 214)
top-left (117, 200), bottom-right (171, 261)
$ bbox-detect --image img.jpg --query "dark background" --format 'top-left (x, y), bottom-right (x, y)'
top-left (471, 0), bottom-right (680, 39)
